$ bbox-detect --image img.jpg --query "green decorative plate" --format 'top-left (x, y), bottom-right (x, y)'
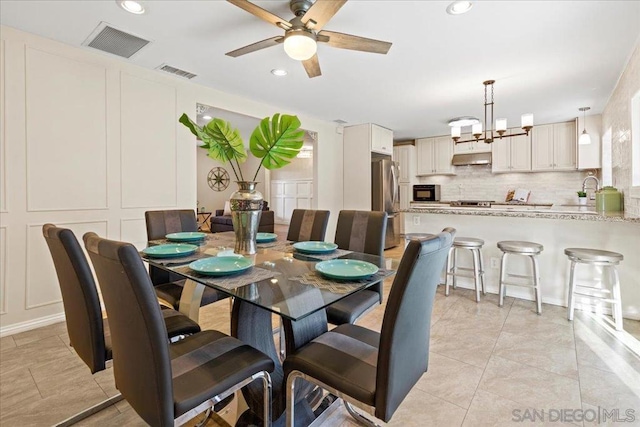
top-left (165, 232), bottom-right (207, 242)
top-left (293, 241), bottom-right (338, 254)
top-left (189, 256), bottom-right (253, 277)
top-left (256, 233), bottom-right (277, 243)
top-left (315, 259), bottom-right (379, 280)
top-left (142, 243), bottom-right (198, 259)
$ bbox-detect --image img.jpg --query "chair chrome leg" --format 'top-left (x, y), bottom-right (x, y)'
top-left (55, 393), bottom-right (124, 427)
top-left (445, 246), bottom-right (454, 296)
top-left (478, 249), bottom-right (486, 295)
top-left (611, 266), bottom-right (623, 331)
top-left (472, 249), bottom-right (481, 303)
top-left (498, 253), bottom-right (507, 307)
top-left (344, 402), bottom-right (381, 427)
top-left (193, 408), bottom-right (212, 427)
top-left (286, 372), bottom-right (301, 427)
top-left (567, 260), bottom-right (577, 321)
top-left (260, 371), bottom-right (272, 427)
top-left (531, 255), bottom-right (542, 315)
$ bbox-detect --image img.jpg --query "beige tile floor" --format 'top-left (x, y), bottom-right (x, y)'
top-left (1, 238), bottom-right (639, 426)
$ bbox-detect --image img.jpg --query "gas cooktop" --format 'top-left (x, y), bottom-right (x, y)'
top-left (450, 200), bottom-right (495, 207)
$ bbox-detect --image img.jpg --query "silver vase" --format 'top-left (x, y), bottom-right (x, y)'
top-left (230, 181), bottom-right (263, 255)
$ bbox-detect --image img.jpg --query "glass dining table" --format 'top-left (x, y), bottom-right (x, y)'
top-left (143, 231), bottom-right (397, 425)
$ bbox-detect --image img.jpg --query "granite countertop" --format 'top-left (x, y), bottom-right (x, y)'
top-left (402, 206), bottom-right (640, 223)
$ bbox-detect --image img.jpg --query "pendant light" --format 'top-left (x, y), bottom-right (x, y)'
top-left (578, 107), bottom-right (591, 145)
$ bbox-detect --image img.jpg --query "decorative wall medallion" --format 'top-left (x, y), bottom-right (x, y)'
top-left (207, 167), bottom-right (230, 191)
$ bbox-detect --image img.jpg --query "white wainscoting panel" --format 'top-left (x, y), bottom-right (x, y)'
top-left (0, 39), bottom-right (6, 213)
top-left (120, 218), bottom-right (147, 249)
top-left (0, 227), bottom-right (7, 314)
top-left (25, 47), bottom-right (108, 211)
top-left (270, 180), bottom-right (314, 224)
top-left (120, 73), bottom-right (177, 208)
top-left (26, 220), bottom-right (107, 310)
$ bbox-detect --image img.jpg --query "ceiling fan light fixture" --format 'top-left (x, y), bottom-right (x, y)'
top-left (283, 30), bottom-right (317, 61)
top-left (446, 1), bottom-right (473, 15)
top-left (117, 0), bottom-right (145, 14)
top-left (448, 116), bottom-right (480, 127)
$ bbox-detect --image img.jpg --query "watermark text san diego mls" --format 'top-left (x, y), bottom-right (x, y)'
top-left (512, 407), bottom-right (636, 423)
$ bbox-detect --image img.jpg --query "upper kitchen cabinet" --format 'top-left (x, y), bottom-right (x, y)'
top-left (371, 124), bottom-right (393, 155)
top-left (344, 123), bottom-right (394, 157)
top-left (531, 121), bottom-right (576, 171)
top-left (577, 114), bottom-right (602, 170)
top-left (416, 136), bottom-right (454, 176)
top-left (453, 133), bottom-right (491, 154)
top-left (393, 144), bottom-right (416, 183)
top-left (491, 128), bottom-right (532, 173)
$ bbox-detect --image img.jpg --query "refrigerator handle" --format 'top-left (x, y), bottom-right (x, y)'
top-left (391, 163), bottom-right (398, 206)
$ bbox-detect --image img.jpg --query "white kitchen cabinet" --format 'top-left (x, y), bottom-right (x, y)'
top-left (453, 133), bottom-right (491, 154)
top-left (416, 137), bottom-right (454, 176)
top-left (371, 124), bottom-right (393, 155)
top-left (491, 128), bottom-right (531, 173)
top-left (399, 183), bottom-right (411, 210)
top-left (394, 144), bottom-right (416, 182)
top-left (531, 121), bottom-right (576, 171)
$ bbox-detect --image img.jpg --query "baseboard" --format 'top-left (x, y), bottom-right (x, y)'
top-left (0, 313), bottom-right (66, 338)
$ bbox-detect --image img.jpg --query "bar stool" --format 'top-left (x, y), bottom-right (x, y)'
top-left (445, 237), bottom-right (485, 302)
top-left (565, 248), bottom-right (624, 331)
top-left (497, 241), bottom-right (543, 314)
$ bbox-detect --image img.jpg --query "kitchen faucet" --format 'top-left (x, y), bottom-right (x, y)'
top-left (582, 175), bottom-right (600, 198)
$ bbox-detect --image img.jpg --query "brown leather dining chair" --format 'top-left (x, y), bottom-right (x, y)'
top-left (42, 224), bottom-right (201, 426)
top-left (286, 209), bottom-right (331, 242)
top-left (83, 232), bottom-right (274, 426)
top-left (326, 210), bottom-right (388, 325)
top-left (145, 209), bottom-right (228, 310)
top-left (284, 228), bottom-right (456, 427)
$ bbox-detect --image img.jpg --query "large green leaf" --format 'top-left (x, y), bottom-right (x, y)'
top-left (179, 114), bottom-right (246, 164)
top-left (203, 118), bottom-right (247, 164)
top-left (249, 114), bottom-right (304, 170)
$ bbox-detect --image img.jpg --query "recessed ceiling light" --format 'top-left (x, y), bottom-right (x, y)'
top-left (271, 69), bottom-right (288, 77)
top-left (446, 1), bottom-right (473, 15)
top-left (202, 115), bottom-right (212, 120)
top-left (117, 0), bottom-right (145, 15)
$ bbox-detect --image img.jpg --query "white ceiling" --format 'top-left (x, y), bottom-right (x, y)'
top-left (1, 0), bottom-right (639, 140)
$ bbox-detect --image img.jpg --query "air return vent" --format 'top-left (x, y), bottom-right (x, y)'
top-left (82, 22), bottom-right (151, 59)
top-left (156, 64), bottom-right (198, 80)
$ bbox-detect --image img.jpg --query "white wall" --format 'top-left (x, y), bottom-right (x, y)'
top-left (0, 25), bottom-right (343, 335)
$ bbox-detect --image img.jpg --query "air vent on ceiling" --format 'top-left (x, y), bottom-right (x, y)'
top-left (333, 119), bottom-right (348, 125)
top-left (156, 64), bottom-right (198, 80)
top-left (82, 22), bottom-right (151, 59)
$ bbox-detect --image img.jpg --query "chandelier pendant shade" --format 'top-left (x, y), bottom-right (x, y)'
top-left (451, 80), bottom-right (534, 144)
top-left (578, 107), bottom-right (591, 145)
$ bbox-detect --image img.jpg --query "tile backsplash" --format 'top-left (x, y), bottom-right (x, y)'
top-left (417, 166), bottom-right (594, 204)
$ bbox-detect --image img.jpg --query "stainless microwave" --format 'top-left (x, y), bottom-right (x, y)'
top-left (413, 185), bottom-right (441, 202)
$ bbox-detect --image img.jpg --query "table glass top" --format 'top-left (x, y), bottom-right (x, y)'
top-left (143, 232), bottom-right (397, 321)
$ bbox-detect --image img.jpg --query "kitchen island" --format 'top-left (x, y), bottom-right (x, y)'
top-left (401, 206), bottom-right (639, 319)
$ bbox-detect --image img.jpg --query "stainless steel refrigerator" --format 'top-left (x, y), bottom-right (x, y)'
top-left (371, 156), bottom-right (401, 249)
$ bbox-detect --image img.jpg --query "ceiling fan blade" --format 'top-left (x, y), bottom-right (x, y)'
top-left (301, 0), bottom-right (347, 31)
top-left (226, 36), bottom-right (283, 57)
top-left (227, 0), bottom-right (291, 29)
top-left (318, 30), bottom-right (392, 54)
top-left (302, 54), bottom-right (322, 78)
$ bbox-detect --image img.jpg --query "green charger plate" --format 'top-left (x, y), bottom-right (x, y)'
top-left (315, 259), bottom-right (379, 280)
top-left (165, 232), bottom-right (207, 242)
top-left (293, 241), bottom-right (338, 254)
top-left (256, 232), bottom-right (277, 243)
top-left (142, 243), bottom-right (198, 258)
top-left (189, 256), bottom-right (253, 277)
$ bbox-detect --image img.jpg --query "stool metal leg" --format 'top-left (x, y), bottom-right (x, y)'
top-left (445, 247), bottom-right (454, 296)
top-left (567, 260), bottom-right (577, 321)
top-left (472, 249), bottom-right (481, 303)
top-left (531, 255), bottom-right (542, 315)
top-left (478, 250), bottom-right (486, 295)
top-left (499, 253), bottom-right (507, 307)
top-left (611, 266), bottom-right (623, 331)
top-left (451, 248), bottom-right (458, 289)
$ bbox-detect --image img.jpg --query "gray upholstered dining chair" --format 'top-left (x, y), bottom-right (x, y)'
top-left (326, 210), bottom-right (388, 325)
top-left (145, 209), bottom-right (227, 310)
top-left (83, 232), bottom-right (274, 427)
top-left (42, 224), bottom-right (201, 426)
top-left (284, 228), bottom-right (456, 427)
top-left (286, 209), bottom-right (331, 242)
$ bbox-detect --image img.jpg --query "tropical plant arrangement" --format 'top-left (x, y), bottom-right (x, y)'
top-left (178, 113), bottom-right (305, 181)
top-left (577, 191), bottom-right (587, 198)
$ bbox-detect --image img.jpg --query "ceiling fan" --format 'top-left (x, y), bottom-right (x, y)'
top-left (225, 0), bottom-right (392, 78)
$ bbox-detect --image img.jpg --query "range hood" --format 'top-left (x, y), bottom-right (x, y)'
top-left (451, 152), bottom-right (492, 166)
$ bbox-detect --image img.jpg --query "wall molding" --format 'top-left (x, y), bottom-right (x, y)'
top-left (0, 226), bottom-right (7, 314)
top-left (24, 219), bottom-right (108, 310)
top-left (0, 312), bottom-right (66, 338)
top-left (0, 39), bottom-right (6, 213)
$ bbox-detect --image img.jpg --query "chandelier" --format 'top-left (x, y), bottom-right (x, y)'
top-left (450, 80), bottom-right (533, 144)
